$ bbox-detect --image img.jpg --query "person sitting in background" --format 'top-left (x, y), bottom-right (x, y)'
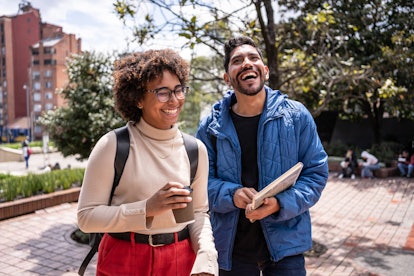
top-left (397, 150), bottom-right (414, 178)
top-left (339, 149), bottom-right (358, 179)
top-left (359, 151), bottom-right (380, 179)
top-left (53, 162), bottom-right (61, 170)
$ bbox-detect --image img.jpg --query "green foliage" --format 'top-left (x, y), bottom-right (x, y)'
top-left (112, 0), bottom-right (414, 145)
top-left (0, 169), bottom-right (84, 202)
top-left (38, 51), bottom-right (125, 160)
top-left (324, 141), bottom-right (352, 157)
top-left (279, 0), bottom-right (414, 144)
top-left (369, 142), bottom-right (404, 166)
top-left (1, 141), bottom-right (47, 150)
top-left (181, 55), bottom-right (228, 134)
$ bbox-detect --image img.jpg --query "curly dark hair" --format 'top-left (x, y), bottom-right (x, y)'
top-left (223, 36), bottom-right (263, 73)
top-left (113, 49), bottom-right (189, 122)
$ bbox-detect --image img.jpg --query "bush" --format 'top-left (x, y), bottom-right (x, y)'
top-left (324, 141), bottom-right (362, 157)
top-left (369, 142), bottom-right (404, 167)
top-left (0, 168), bottom-right (84, 202)
top-left (1, 141), bottom-right (54, 150)
top-left (324, 141), bottom-right (349, 157)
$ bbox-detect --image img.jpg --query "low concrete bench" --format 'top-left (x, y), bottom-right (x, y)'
top-left (374, 167), bottom-right (398, 178)
top-left (329, 156), bottom-right (398, 178)
top-left (0, 147), bottom-right (23, 162)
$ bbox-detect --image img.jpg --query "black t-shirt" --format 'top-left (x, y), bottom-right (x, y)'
top-left (230, 109), bottom-right (270, 263)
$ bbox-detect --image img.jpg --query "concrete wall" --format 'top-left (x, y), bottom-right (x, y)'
top-left (0, 147), bottom-right (23, 162)
top-left (315, 112), bottom-right (414, 150)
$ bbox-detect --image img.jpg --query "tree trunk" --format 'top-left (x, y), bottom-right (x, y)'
top-left (256, 0), bottom-right (280, 89)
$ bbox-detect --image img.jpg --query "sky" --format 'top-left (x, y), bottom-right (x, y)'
top-left (1, 0), bottom-right (265, 60)
top-left (0, 0), bottom-right (235, 59)
top-left (0, 0), bottom-right (136, 54)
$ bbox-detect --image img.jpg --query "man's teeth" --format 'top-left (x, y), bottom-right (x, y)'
top-left (241, 72), bottom-right (256, 80)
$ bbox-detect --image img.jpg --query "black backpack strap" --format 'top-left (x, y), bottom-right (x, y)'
top-left (110, 126), bottom-right (130, 203)
top-left (78, 237), bottom-right (99, 275)
top-left (78, 126), bottom-right (130, 276)
top-left (182, 132), bottom-right (198, 183)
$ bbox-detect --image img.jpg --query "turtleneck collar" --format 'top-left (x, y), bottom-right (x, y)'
top-left (131, 119), bottom-right (179, 141)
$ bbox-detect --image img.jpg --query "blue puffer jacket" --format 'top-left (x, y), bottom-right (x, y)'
top-left (196, 87), bottom-right (328, 270)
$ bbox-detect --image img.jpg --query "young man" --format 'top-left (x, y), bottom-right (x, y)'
top-left (196, 36), bottom-right (328, 275)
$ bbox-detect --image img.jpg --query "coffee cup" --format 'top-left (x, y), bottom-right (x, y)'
top-left (172, 186), bottom-right (195, 223)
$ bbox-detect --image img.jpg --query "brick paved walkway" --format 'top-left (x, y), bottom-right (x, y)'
top-left (307, 175), bottom-right (414, 275)
top-left (0, 174), bottom-right (413, 275)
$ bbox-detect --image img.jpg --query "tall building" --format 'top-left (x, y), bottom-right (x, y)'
top-left (0, 0), bottom-right (81, 142)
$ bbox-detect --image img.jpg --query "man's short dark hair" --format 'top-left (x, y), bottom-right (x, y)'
top-left (223, 36), bottom-right (263, 72)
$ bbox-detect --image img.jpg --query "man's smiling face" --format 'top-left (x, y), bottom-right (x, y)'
top-left (224, 44), bottom-right (269, 96)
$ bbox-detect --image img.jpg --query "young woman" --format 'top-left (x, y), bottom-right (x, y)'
top-left (77, 49), bottom-right (218, 276)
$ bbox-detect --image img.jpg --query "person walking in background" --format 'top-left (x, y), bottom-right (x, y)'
top-left (359, 151), bottom-right (380, 178)
top-left (397, 150), bottom-right (414, 178)
top-left (339, 149), bottom-right (358, 179)
top-left (21, 137), bottom-right (30, 169)
top-left (196, 36), bottom-right (328, 276)
top-left (77, 49), bottom-right (217, 276)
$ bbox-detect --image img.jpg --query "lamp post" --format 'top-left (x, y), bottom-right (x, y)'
top-left (23, 84), bottom-right (31, 141)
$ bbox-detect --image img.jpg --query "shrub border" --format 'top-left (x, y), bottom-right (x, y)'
top-left (0, 187), bottom-right (80, 221)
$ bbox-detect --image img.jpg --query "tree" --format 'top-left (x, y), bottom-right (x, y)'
top-left (38, 51), bottom-right (125, 160)
top-left (113, 0), bottom-right (414, 144)
top-left (112, 0), bottom-right (293, 129)
top-left (279, 0), bottom-right (414, 143)
top-left (184, 55), bottom-right (227, 133)
top-left (113, 0), bottom-right (273, 81)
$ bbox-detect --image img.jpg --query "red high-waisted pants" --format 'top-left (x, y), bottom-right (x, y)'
top-left (96, 233), bottom-right (196, 276)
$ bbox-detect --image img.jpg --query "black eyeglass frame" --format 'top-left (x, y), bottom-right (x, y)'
top-left (146, 85), bottom-right (189, 103)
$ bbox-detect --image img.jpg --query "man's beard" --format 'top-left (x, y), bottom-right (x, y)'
top-left (231, 73), bottom-right (265, 96)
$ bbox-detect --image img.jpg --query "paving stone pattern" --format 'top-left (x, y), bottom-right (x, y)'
top-left (0, 174), bottom-right (413, 275)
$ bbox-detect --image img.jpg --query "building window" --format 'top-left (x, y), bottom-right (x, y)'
top-left (45, 92), bottom-right (53, 99)
top-left (33, 92), bottom-right (41, 102)
top-left (44, 70), bottom-right (52, 77)
top-left (44, 59), bottom-right (56, 65)
top-left (45, 103), bottom-right (54, 110)
top-left (32, 71), bottom-right (40, 80)
top-left (32, 49), bottom-right (39, 55)
top-left (45, 81), bottom-right (52, 88)
top-left (33, 82), bottom-right (41, 90)
top-left (33, 60), bottom-right (39, 65)
top-left (44, 47), bottom-right (56, 54)
top-left (33, 104), bottom-right (42, 112)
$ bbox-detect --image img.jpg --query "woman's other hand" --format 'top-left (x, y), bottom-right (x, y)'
top-left (146, 182), bottom-right (192, 217)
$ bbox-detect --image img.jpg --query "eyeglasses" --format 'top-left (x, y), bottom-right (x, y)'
top-left (146, 85), bottom-right (189, 103)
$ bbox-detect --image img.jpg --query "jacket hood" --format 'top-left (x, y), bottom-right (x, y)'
top-left (361, 151), bottom-right (369, 158)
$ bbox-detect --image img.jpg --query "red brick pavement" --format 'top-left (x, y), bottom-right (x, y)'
top-left (404, 224), bottom-right (414, 251)
top-left (0, 174), bottom-right (413, 275)
top-left (307, 175), bottom-right (414, 275)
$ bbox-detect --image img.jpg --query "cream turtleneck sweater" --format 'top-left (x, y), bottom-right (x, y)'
top-left (77, 119), bottom-right (218, 275)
